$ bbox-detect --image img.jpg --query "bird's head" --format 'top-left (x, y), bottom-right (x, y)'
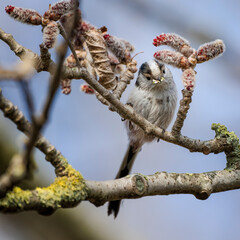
top-left (135, 59), bottom-right (172, 90)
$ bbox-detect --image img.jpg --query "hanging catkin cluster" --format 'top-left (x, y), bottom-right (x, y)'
top-left (5, 6), bottom-right (42, 25)
top-left (153, 33), bottom-right (225, 92)
top-left (5, 0), bottom-right (138, 100)
top-left (153, 33), bottom-right (194, 57)
top-left (103, 33), bottom-right (134, 64)
top-left (196, 40), bottom-right (225, 63)
top-left (42, 21), bottom-right (59, 49)
top-left (43, 0), bottom-right (78, 22)
top-left (5, 0), bottom-right (80, 50)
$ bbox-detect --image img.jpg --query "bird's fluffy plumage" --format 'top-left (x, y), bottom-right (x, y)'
top-left (108, 59), bottom-right (178, 218)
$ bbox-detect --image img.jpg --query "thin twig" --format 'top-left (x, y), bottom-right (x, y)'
top-left (18, 80), bottom-right (35, 121)
top-left (171, 89), bottom-right (193, 137)
top-left (58, 22), bottom-right (81, 67)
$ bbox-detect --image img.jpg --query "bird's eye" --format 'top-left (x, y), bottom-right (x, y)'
top-left (146, 77), bottom-right (151, 80)
top-left (163, 70), bottom-right (165, 74)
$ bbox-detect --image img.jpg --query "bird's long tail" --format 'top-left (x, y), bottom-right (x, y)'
top-left (108, 144), bottom-right (140, 218)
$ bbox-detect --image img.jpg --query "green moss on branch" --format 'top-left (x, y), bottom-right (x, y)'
top-left (0, 164), bottom-right (88, 214)
top-left (212, 123), bottom-right (240, 170)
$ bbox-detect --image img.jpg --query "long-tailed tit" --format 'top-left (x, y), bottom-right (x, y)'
top-left (108, 59), bottom-right (178, 218)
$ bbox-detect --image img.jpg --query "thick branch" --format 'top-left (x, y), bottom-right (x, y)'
top-left (0, 165), bottom-right (87, 214)
top-left (86, 170), bottom-right (240, 206)
top-left (1, 168), bottom-right (240, 213)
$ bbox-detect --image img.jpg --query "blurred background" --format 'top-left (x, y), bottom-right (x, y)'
top-left (1, 0), bottom-right (240, 239)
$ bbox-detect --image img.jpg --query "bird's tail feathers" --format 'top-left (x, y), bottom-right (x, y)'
top-left (108, 144), bottom-right (140, 218)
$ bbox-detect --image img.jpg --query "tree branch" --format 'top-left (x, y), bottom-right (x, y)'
top-left (85, 170), bottom-right (240, 207)
top-left (0, 165), bottom-right (87, 215)
top-left (2, 168), bottom-right (240, 213)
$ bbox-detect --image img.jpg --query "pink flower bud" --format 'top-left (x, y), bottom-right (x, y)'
top-left (182, 68), bottom-right (196, 91)
top-left (197, 39), bottom-right (225, 63)
top-left (81, 84), bottom-right (95, 94)
top-left (103, 33), bottom-right (133, 64)
top-left (153, 33), bottom-right (193, 57)
top-left (154, 50), bottom-right (190, 69)
top-left (43, 0), bottom-right (79, 21)
top-left (43, 21), bottom-right (59, 49)
top-left (5, 5), bottom-right (42, 25)
top-left (61, 79), bottom-right (72, 95)
top-left (81, 21), bottom-right (96, 32)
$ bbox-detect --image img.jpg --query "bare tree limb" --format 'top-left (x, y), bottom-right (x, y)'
top-left (1, 168), bottom-right (240, 213)
top-left (18, 80), bottom-right (35, 120)
top-left (86, 170), bottom-right (240, 207)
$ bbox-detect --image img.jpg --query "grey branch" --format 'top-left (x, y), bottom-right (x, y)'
top-left (86, 170), bottom-right (240, 207)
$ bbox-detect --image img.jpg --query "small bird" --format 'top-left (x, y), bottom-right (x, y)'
top-left (108, 59), bottom-right (178, 218)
